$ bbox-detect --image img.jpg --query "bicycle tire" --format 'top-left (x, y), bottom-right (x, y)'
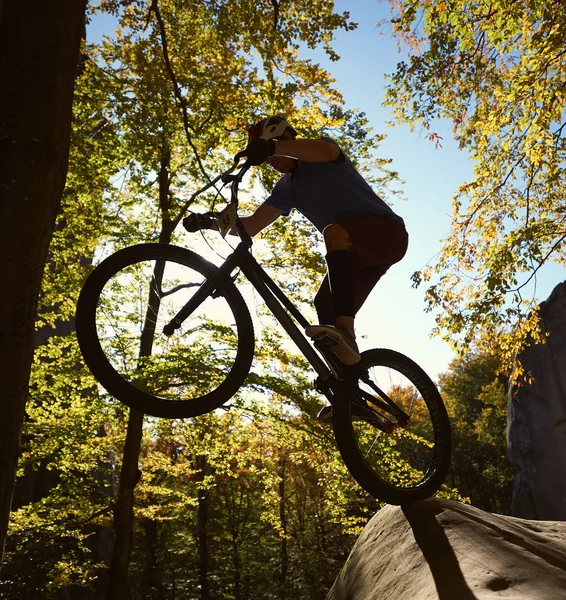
top-left (76, 243), bottom-right (254, 418)
top-left (332, 348), bottom-right (451, 504)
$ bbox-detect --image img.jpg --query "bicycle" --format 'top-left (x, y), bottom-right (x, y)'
top-left (76, 156), bottom-right (451, 505)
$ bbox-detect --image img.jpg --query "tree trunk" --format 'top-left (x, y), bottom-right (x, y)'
top-left (231, 529), bottom-right (242, 600)
top-left (0, 0), bottom-right (87, 567)
top-left (278, 457), bottom-right (288, 600)
top-left (106, 268), bottom-right (165, 598)
top-left (142, 518), bottom-right (166, 599)
top-left (106, 149), bottom-right (173, 596)
top-left (106, 409), bottom-right (144, 599)
top-left (196, 455), bottom-right (211, 600)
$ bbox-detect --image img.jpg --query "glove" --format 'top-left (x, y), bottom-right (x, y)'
top-left (243, 138), bottom-right (276, 165)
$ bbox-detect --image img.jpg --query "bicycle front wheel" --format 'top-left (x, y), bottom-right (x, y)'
top-left (76, 244), bottom-right (254, 418)
top-left (332, 349), bottom-right (451, 504)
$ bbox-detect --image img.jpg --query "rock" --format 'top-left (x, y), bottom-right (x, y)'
top-left (508, 280), bottom-right (566, 520)
top-left (328, 499), bottom-right (566, 600)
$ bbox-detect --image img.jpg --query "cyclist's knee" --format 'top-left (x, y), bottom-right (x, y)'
top-left (322, 223), bottom-right (352, 251)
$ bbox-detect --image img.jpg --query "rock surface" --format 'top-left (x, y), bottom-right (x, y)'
top-left (328, 499), bottom-right (566, 600)
top-left (508, 280), bottom-right (566, 520)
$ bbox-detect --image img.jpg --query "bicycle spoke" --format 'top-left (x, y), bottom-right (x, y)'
top-left (343, 353), bottom-right (447, 493)
top-left (93, 256), bottom-right (243, 401)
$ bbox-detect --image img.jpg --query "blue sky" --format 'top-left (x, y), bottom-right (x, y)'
top-left (87, 1), bottom-right (564, 381)
top-left (302, 0), bottom-right (471, 377)
top-left (303, 0), bottom-right (565, 378)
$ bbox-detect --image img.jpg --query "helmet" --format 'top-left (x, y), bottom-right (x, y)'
top-left (249, 116), bottom-right (297, 142)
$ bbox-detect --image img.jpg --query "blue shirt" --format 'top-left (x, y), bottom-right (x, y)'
top-left (266, 138), bottom-right (404, 232)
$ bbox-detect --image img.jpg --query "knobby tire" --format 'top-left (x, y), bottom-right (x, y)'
top-left (332, 348), bottom-right (451, 504)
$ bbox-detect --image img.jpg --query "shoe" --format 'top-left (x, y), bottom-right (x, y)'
top-left (316, 401), bottom-right (379, 423)
top-left (306, 324), bottom-right (361, 365)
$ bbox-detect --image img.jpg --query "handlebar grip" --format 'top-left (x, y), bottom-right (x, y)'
top-left (182, 212), bottom-right (216, 233)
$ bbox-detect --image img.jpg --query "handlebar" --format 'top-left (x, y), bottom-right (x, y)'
top-left (183, 154), bottom-right (252, 240)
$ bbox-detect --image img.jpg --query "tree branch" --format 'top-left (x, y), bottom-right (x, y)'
top-left (271, 0), bottom-right (280, 31)
top-left (145, 0), bottom-right (215, 191)
top-left (508, 230), bottom-right (566, 294)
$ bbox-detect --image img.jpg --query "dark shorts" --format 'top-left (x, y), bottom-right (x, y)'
top-left (314, 215), bottom-right (409, 320)
top-left (342, 214), bottom-right (408, 271)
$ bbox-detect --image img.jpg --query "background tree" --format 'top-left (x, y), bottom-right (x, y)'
top-left (2, 0), bottom-right (408, 596)
top-left (89, 1), bottom-right (382, 593)
top-left (439, 347), bottom-right (513, 514)
top-left (1, 46), bottom-right (127, 595)
top-left (0, 0), bottom-right (87, 566)
top-left (381, 0), bottom-right (566, 371)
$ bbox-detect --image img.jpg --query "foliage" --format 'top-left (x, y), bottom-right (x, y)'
top-left (1, 0), bottom-right (407, 597)
top-left (381, 0), bottom-right (566, 373)
top-left (1, 330), bottom-right (373, 598)
top-left (1, 337), bottom-right (119, 597)
top-left (37, 53), bottom-right (126, 331)
top-left (439, 347), bottom-right (513, 514)
top-left (123, 407), bottom-right (367, 600)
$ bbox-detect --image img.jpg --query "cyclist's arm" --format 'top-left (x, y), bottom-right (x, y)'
top-left (273, 138), bottom-right (341, 163)
top-left (235, 201), bottom-right (283, 236)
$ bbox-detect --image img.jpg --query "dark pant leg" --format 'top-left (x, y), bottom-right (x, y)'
top-left (313, 274), bottom-right (336, 325)
top-left (353, 266), bottom-right (389, 314)
top-left (314, 216), bottom-right (408, 324)
top-left (314, 265), bottom-right (389, 324)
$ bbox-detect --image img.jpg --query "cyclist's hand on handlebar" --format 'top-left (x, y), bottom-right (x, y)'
top-left (182, 212), bottom-right (218, 233)
top-left (240, 138), bottom-right (276, 166)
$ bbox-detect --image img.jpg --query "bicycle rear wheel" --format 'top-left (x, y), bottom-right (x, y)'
top-left (332, 349), bottom-right (451, 504)
top-left (76, 244), bottom-right (254, 418)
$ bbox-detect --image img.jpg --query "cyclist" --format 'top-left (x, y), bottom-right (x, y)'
top-left (236, 116), bottom-right (408, 367)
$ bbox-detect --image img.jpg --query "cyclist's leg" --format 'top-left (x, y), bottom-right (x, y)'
top-left (310, 217), bottom-right (408, 364)
top-left (343, 215), bottom-right (409, 314)
top-left (313, 275), bottom-right (336, 325)
top-left (318, 217), bottom-right (409, 329)
top-left (321, 223), bottom-right (357, 336)
top-left (310, 264), bottom-right (387, 371)
top-left (313, 217), bottom-right (406, 324)
top-left (309, 224), bottom-right (360, 365)
top-left (352, 265), bottom-right (388, 313)
top-left (313, 217), bottom-right (409, 417)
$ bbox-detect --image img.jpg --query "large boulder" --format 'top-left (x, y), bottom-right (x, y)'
top-left (508, 280), bottom-right (566, 520)
top-left (328, 499), bottom-right (566, 600)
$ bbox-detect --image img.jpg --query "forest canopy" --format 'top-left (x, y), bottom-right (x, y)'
top-left (2, 1), bottom-right (411, 596)
top-left (382, 0), bottom-right (566, 373)
top-left (0, 0), bottom-right (539, 596)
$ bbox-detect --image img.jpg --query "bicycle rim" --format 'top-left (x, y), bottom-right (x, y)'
top-left (76, 244), bottom-right (254, 418)
top-left (333, 349), bottom-right (451, 504)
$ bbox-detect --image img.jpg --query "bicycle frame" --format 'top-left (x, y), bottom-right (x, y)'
top-left (164, 159), bottom-right (343, 387)
top-left (167, 159), bottom-right (410, 421)
top-left (164, 242), bottom-right (411, 423)
top-left (164, 239), bottom-right (335, 386)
